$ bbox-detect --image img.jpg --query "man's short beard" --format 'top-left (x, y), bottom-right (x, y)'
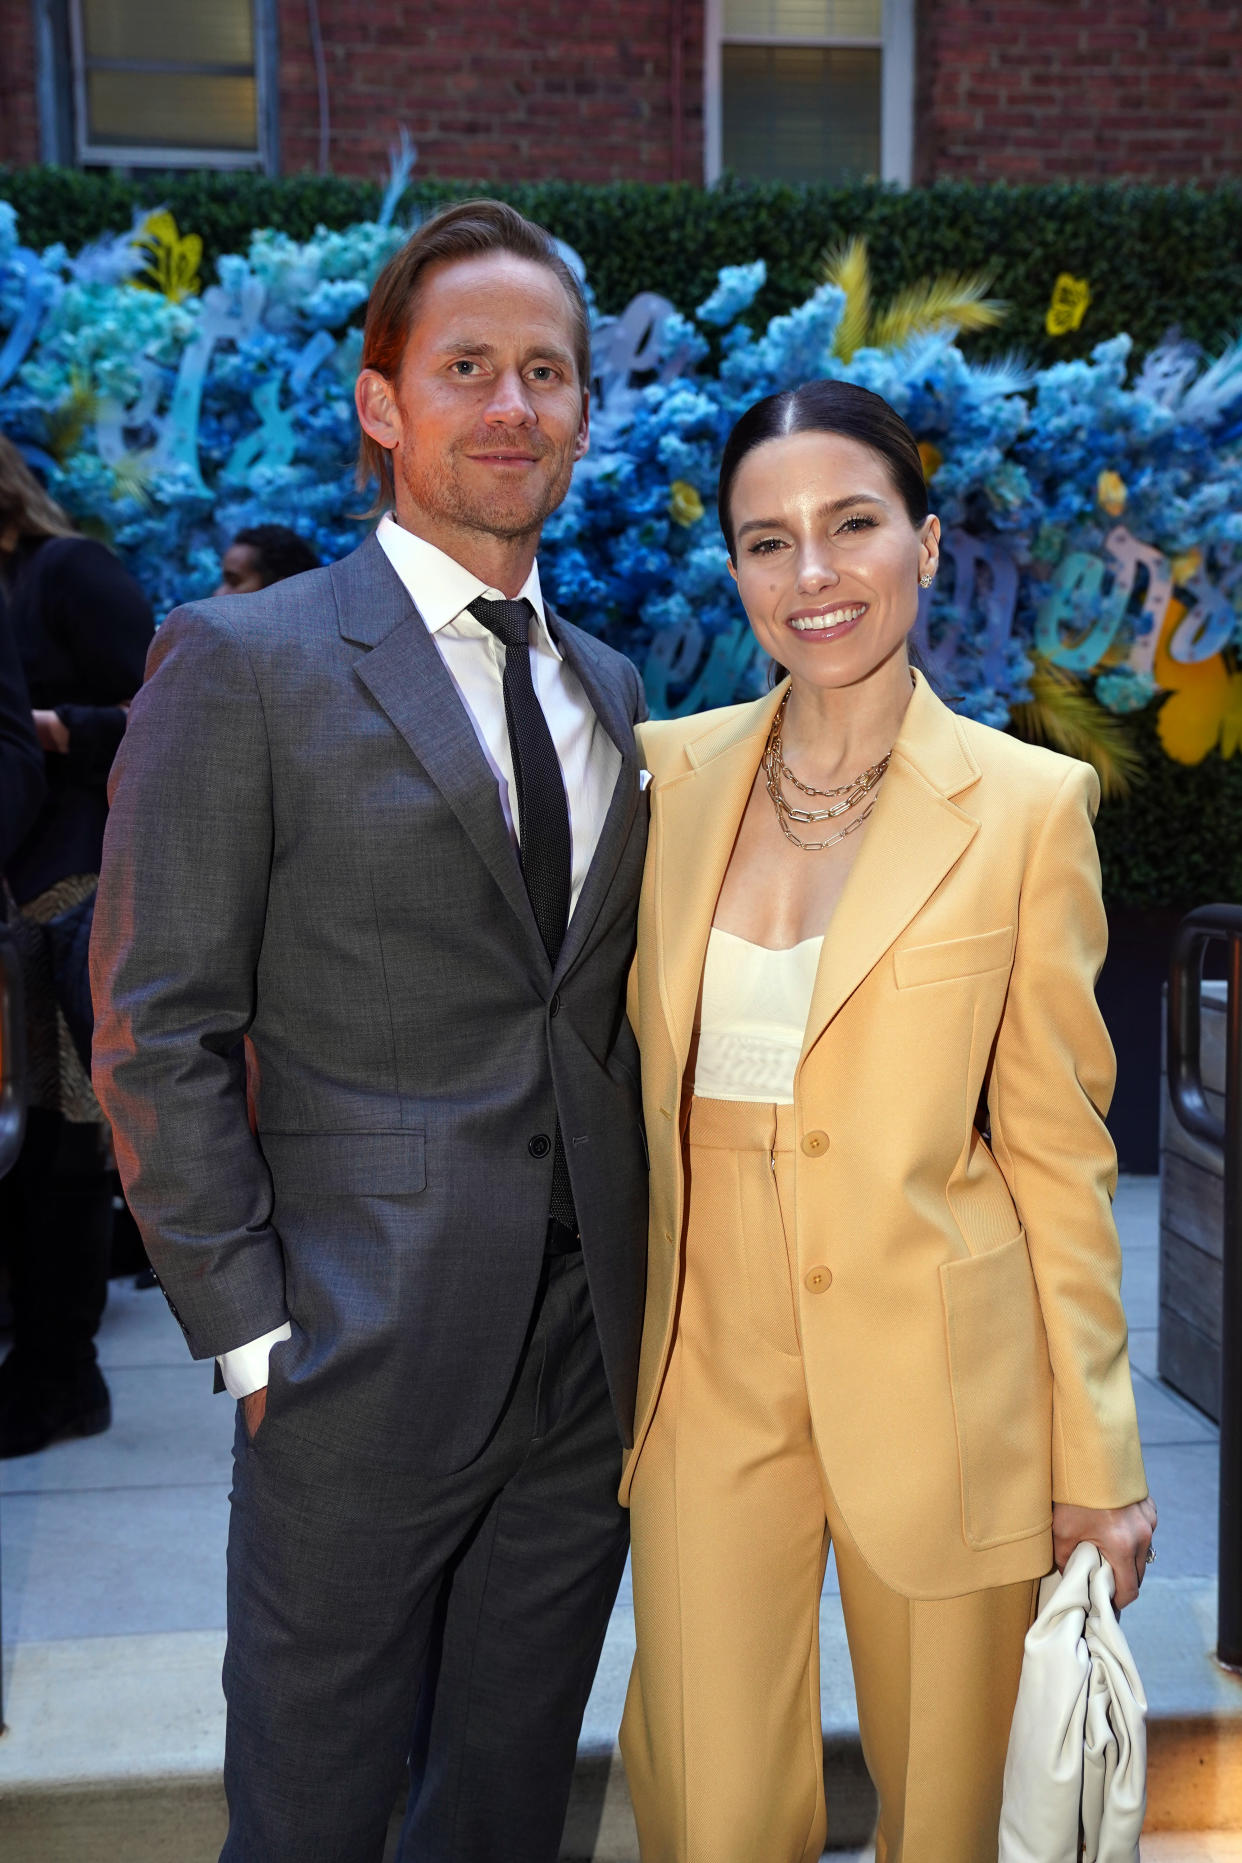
top-left (397, 444), bottom-right (575, 546)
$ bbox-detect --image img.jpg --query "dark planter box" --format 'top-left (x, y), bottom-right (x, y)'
top-left (1157, 981), bottom-right (1225, 1420)
top-left (1096, 907), bottom-right (1187, 1175)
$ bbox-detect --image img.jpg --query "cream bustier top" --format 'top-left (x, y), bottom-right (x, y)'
top-left (693, 926), bottom-right (824, 1105)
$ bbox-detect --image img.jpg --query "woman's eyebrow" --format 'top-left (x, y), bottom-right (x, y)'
top-left (735, 492), bottom-right (887, 541)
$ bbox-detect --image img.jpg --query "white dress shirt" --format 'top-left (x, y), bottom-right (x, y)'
top-left (217, 514), bottom-right (624, 1400)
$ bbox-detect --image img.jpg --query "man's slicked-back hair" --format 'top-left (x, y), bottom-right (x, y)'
top-left (356, 198), bottom-right (592, 509)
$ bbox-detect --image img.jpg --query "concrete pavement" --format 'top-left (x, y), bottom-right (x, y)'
top-left (0, 1174), bottom-right (1238, 1858)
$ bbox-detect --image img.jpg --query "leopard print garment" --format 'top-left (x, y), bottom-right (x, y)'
top-left (10, 874), bottom-right (105, 1126)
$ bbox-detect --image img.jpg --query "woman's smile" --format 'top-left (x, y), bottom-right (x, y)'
top-left (784, 600), bottom-right (869, 637)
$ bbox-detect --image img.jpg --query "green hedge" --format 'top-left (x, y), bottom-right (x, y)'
top-left (5, 166), bottom-right (1242, 363)
top-left (1094, 720), bottom-right (1242, 911)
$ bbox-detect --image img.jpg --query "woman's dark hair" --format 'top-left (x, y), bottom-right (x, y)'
top-left (716, 379), bottom-right (928, 558)
top-left (716, 379), bottom-right (933, 687)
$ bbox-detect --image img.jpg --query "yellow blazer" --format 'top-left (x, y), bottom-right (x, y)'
top-left (624, 671), bottom-right (1147, 1599)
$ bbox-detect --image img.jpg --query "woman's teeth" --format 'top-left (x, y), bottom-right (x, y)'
top-left (787, 604), bottom-right (867, 632)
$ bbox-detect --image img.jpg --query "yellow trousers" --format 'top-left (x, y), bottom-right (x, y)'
top-left (621, 1098), bottom-right (1039, 1863)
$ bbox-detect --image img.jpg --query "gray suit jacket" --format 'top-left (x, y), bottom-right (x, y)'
top-left (91, 534), bottom-right (650, 1470)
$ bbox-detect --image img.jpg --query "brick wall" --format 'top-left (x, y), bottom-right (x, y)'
top-left (915, 1), bottom-right (1242, 183)
top-left (3, 1), bottom-right (1239, 189)
top-left (275, 0), bottom-right (705, 184)
top-left (0, 0), bottom-right (41, 167)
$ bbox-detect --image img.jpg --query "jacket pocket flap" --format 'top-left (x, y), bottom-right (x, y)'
top-left (260, 1130), bottom-right (426, 1195)
top-left (894, 925), bottom-right (1014, 989)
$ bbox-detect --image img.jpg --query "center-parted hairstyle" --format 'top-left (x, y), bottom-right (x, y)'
top-left (716, 379), bottom-right (929, 558)
top-left (357, 199), bottom-right (592, 508)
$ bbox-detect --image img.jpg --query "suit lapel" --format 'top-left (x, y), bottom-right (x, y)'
top-left (552, 611), bottom-right (642, 978)
top-left (651, 673), bottom-right (985, 1085)
top-left (333, 537), bottom-right (543, 957)
top-left (799, 675), bottom-right (981, 1066)
top-left (654, 688), bottom-right (783, 1083)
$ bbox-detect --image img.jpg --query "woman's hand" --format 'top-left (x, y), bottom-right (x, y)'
top-left (1052, 1497), bottom-right (1157, 1609)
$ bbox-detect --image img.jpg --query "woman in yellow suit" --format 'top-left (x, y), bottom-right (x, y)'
top-left (619, 381), bottom-right (1156, 1863)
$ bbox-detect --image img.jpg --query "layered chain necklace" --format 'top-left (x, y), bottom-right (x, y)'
top-left (762, 690), bottom-right (892, 853)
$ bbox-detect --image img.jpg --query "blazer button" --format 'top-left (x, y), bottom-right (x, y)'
top-left (804, 1265), bottom-right (833, 1293)
top-left (528, 1133), bottom-right (551, 1158)
top-left (801, 1130), bottom-right (829, 1157)
top-left (549, 992), bottom-right (561, 1017)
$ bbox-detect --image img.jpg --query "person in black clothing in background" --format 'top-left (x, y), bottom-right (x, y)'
top-left (0, 436), bottom-right (153, 1457)
top-left (213, 523), bottom-right (320, 596)
top-left (0, 603), bottom-right (45, 1181)
top-left (0, 601), bottom-right (45, 866)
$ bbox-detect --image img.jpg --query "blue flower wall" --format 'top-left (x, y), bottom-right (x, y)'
top-left (2, 204), bottom-right (1240, 757)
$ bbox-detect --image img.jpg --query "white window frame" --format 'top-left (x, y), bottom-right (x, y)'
top-left (704, 0), bottom-right (915, 187)
top-left (68, 0), bottom-right (278, 171)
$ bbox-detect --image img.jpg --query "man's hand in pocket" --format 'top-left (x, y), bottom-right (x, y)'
top-left (242, 1386), bottom-right (268, 1441)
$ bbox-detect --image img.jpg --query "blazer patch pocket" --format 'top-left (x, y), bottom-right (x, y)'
top-left (940, 1229), bottom-right (1053, 1549)
top-left (894, 925), bottom-right (1014, 989)
top-left (260, 1130), bottom-right (427, 1196)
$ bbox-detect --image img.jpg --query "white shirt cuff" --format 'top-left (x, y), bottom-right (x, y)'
top-left (217, 1322), bottom-right (291, 1399)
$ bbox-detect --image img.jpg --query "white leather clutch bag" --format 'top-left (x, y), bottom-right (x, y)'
top-left (999, 1540), bottom-right (1147, 1863)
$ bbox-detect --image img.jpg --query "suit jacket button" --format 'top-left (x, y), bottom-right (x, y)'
top-left (804, 1266), bottom-right (833, 1293)
top-left (802, 1130), bottom-right (829, 1156)
top-left (529, 1133), bottom-right (551, 1158)
top-left (549, 992), bottom-right (561, 1017)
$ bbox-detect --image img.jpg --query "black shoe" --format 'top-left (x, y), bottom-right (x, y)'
top-left (0, 1364), bottom-right (112, 1458)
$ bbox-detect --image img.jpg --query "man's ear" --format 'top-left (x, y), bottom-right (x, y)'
top-left (573, 387), bottom-right (590, 464)
top-left (356, 370), bottom-right (402, 452)
top-left (727, 557), bottom-right (738, 585)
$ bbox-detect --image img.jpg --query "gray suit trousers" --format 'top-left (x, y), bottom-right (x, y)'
top-left (220, 1253), bottom-right (627, 1863)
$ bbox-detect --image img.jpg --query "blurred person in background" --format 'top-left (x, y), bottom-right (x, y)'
top-left (0, 604), bottom-right (45, 1186)
top-left (0, 602), bottom-right (45, 867)
top-left (0, 436), bottom-right (153, 1457)
top-left (213, 524), bottom-right (320, 596)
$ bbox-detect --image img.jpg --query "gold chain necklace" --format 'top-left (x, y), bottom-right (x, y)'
top-left (762, 691), bottom-right (892, 853)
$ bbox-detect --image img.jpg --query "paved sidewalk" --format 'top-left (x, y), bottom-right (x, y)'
top-left (0, 1175), bottom-right (1238, 1859)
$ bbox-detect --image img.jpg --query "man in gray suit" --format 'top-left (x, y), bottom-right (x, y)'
top-left (91, 200), bottom-right (649, 1862)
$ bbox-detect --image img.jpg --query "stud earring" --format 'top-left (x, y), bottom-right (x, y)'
top-left (919, 573), bottom-right (934, 588)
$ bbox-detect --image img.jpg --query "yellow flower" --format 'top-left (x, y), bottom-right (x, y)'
top-left (918, 441), bottom-right (943, 483)
top-left (1096, 469), bottom-right (1127, 517)
top-left (1170, 548), bottom-right (1202, 586)
top-left (132, 210), bottom-right (202, 303)
top-left (1154, 599), bottom-right (1242, 763)
top-left (1045, 273), bottom-right (1091, 337)
top-left (668, 480), bottom-right (705, 527)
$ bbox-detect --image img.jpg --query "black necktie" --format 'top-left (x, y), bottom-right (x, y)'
top-left (469, 596), bottom-right (577, 1233)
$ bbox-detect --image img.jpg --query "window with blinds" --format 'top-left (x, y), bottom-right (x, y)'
top-left (70, 0), bottom-right (265, 166)
top-left (716, 0), bottom-right (885, 186)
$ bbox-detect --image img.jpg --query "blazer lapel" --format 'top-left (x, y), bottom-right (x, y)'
top-left (799, 674), bottom-right (982, 1067)
top-left (654, 687), bottom-right (784, 1083)
top-left (552, 612), bottom-right (642, 978)
top-left (332, 538), bottom-right (543, 957)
